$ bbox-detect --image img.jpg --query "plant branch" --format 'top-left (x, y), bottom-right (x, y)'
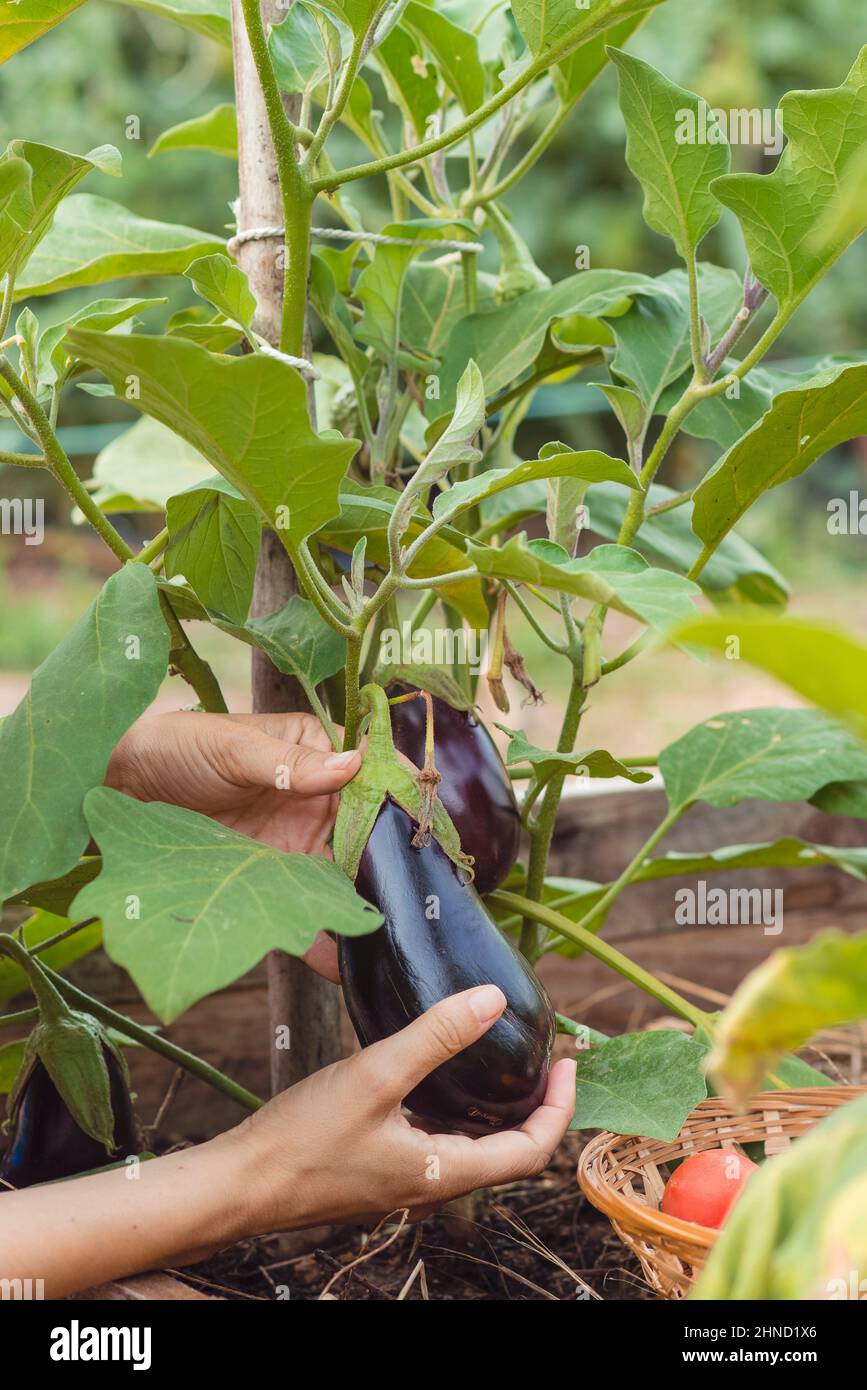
top-left (159, 591), bottom-right (229, 712)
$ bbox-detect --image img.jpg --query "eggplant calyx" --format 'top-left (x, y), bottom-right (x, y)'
top-left (334, 682), bottom-right (474, 883)
top-left (0, 935), bottom-right (124, 1154)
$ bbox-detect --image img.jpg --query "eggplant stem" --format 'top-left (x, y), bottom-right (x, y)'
top-left (411, 690), bottom-right (443, 847)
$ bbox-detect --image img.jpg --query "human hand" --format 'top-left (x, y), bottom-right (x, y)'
top-left (105, 711), bottom-right (362, 981)
top-left (227, 985), bottom-right (577, 1232)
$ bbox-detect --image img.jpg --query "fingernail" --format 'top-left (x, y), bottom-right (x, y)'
top-left (469, 985), bottom-right (505, 1023)
top-left (324, 750), bottom-right (359, 768)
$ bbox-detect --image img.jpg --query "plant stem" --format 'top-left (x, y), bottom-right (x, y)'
top-left (492, 890), bottom-right (711, 1030)
top-left (0, 449), bottom-right (45, 467)
top-left (41, 963), bottom-right (264, 1112)
top-left (343, 635), bottom-right (363, 749)
top-left (570, 805), bottom-right (684, 939)
top-left (601, 630), bottom-right (653, 676)
top-left (520, 666), bottom-right (585, 959)
top-left (311, 2), bottom-right (635, 193)
top-left (137, 526), bottom-right (169, 567)
top-left (29, 918), bottom-right (97, 956)
top-left (159, 591), bottom-right (229, 713)
top-left (502, 580), bottom-right (568, 654)
top-left (306, 23), bottom-right (369, 166)
top-left (0, 356), bottom-right (134, 564)
top-left (468, 99), bottom-right (572, 210)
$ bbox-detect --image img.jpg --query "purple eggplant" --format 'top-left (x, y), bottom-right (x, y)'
top-left (0, 1052), bottom-right (137, 1189)
top-left (340, 798), bottom-right (555, 1133)
top-left (387, 685), bottom-right (521, 895)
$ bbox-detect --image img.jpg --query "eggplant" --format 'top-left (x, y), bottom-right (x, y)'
top-left (387, 685), bottom-right (521, 895)
top-left (0, 1051), bottom-right (137, 1189)
top-left (340, 798), bottom-right (555, 1133)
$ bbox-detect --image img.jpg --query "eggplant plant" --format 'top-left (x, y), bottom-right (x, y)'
top-left (2, 0), bottom-right (867, 1178)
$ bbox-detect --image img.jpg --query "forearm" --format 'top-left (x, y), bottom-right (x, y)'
top-left (0, 1133), bottom-right (258, 1299)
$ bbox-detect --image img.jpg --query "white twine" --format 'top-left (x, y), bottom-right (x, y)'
top-left (227, 224), bottom-right (485, 257)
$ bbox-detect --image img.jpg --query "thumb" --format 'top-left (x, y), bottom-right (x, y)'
top-left (366, 986), bottom-right (506, 1108)
top-left (231, 731), bottom-right (362, 797)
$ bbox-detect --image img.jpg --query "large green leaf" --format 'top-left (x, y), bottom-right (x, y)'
top-left (712, 48), bottom-right (867, 314)
top-left (512, 0), bottom-right (663, 59)
top-left (707, 931), bottom-right (867, 1101)
top-left (74, 788), bottom-right (382, 1022)
top-left (0, 141), bottom-right (120, 283)
top-left (430, 269), bottom-right (660, 421)
top-left (432, 449), bottom-right (638, 524)
top-left (610, 49), bottom-right (729, 262)
top-left (107, 0), bottom-right (231, 45)
top-left (694, 1092), bottom-right (867, 1300)
top-left (65, 330), bottom-right (360, 548)
top-left (606, 264), bottom-right (742, 409)
top-left (165, 476), bottom-right (261, 625)
top-left (570, 1031), bottom-right (708, 1141)
top-left (660, 708), bottom-right (867, 816)
top-left (467, 535), bottom-right (700, 631)
top-left (586, 481), bottom-right (789, 608)
top-left (404, 1), bottom-right (485, 114)
top-left (16, 194), bottom-right (225, 297)
top-left (692, 362), bottom-right (867, 562)
top-left (0, 566), bottom-right (169, 904)
top-left (0, 0), bottom-right (85, 60)
top-left (148, 104), bottom-right (238, 160)
top-left (374, 22), bottom-right (440, 139)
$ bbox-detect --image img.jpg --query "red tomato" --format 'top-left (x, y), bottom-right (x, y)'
top-left (661, 1148), bottom-right (757, 1228)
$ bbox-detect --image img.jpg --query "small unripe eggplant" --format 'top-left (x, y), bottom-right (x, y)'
top-left (387, 685), bottom-right (521, 895)
top-left (340, 798), bottom-right (555, 1133)
top-left (0, 1050), bottom-right (137, 1189)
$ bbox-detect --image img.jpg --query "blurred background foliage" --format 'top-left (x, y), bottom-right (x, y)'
top-left (1, 0), bottom-right (866, 707)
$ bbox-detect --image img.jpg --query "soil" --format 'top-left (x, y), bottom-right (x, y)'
top-left (177, 1135), bottom-right (651, 1302)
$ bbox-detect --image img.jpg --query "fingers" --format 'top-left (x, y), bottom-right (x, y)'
top-left (452, 1057), bottom-right (577, 1189)
top-left (224, 726), bottom-right (362, 797)
top-left (361, 987), bottom-right (506, 1109)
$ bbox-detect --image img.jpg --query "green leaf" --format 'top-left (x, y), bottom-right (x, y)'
top-left (635, 838), bottom-right (867, 885)
top-left (606, 264), bottom-right (743, 408)
top-left (586, 481), bottom-right (789, 607)
top-left (0, 566), bottom-right (169, 904)
top-left (404, 1), bottom-right (485, 114)
top-left (496, 724), bottom-right (653, 789)
top-left (74, 788), bottom-right (382, 1023)
top-left (609, 48), bottom-right (729, 262)
top-left (355, 219), bottom-right (476, 365)
top-left (694, 1092), bottom-right (867, 1300)
top-left (16, 195), bottom-right (225, 298)
top-left (0, 0), bottom-right (86, 61)
top-left (7, 858), bottom-right (102, 917)
top-left (0, 140), bottom-right (120, 284)
top-left (269, 2), bottom-right (338, 95)
top-left (570, 1031), bottom-right (708, 1141)
top-left (107, 0), bottom-right (231, 45)
top-left (552, 13), bottom-right (643, 105)
top-left (0, 910), bottom-right (102, 1006)
top-left (712, 48), bottom-right (867, 314)
top-left (660, 708), bottom-right (867, 816)
top-left (430, 269), bottom-right (661, 422)
top-left (315, 0), bottom-right (383, 39)
top-left (374, 22), bottom-right (440, 139)
top-left (223, 595), bottom-right (347, 707)
top-left (467, 534), bottom-right (700, 631)
top-left (37, 296), bottom-right (166, 386)
top-left (812, 780), bottom-right (867, 818)
top-left (692, 362), bottom-right (867, 561)
top-left (812, 143), bottom-right (867, 254)
top-left (88, 417), bottom-right (217, 513)
top-left (148, 103), bottom-right (237, 160)
top-left (432, 449), bottom-right (638, 524)
top-left (708, 931), bottom-right (867, 1102)
top-left (0, 1040), bottom-right (25, 1095)
top-left (400, 262), bottom-right (499, 363)
top-left (185, 254), bottom-right (256, 334)
top-left (165, 476), bottom-right (261, 625)
top-left (512, 0), bottom-right (663, 59)
top-left (668, 615), bottom-right (867, 741)
top-left (66, 330), bottom-right (359, 547)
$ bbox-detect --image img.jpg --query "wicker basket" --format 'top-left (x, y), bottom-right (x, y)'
top-left (577, 1085), bottom-right (865, 1299)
